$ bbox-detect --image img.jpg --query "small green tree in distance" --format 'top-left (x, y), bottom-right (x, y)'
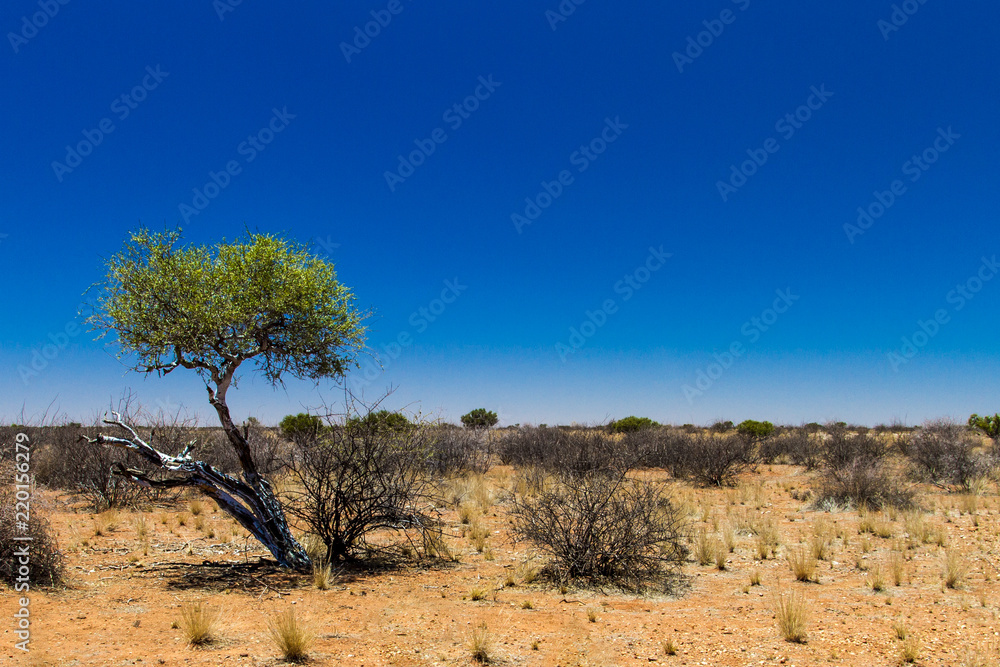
top-left (83, 228), bottom-right (366, 570)
top-left (609, 416), bottom-right (659, 433)
top-left (737, 419), bottom-right (776, 441)
top-left (280, 413), bottom-right (325, 443)
top-left (461, 408), bottom-right (499, 430)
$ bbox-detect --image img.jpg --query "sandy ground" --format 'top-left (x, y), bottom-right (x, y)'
top-left (4, 465), bottom-right (1000, 666)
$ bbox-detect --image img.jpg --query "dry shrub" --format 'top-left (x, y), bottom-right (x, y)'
top-left (268, 607), bottom-right (314, 663)
top-left (511, 468), bottom-right (686, 591)
top-left (0, 479), bottom-right (65, 587)
top-left (426, 426), bottom-right (493, 475)
top-left (683, 433), bottom-right (758, 487)
top-left (907, 419), bottom-right (993, 489)
top-left (280, 408), bottom-right (437, 562)
top-left (498, 427), bottom-right (629, 473)
top-left (817, 428), bottom-right (913, 510)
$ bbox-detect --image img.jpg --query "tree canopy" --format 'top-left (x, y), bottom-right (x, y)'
top-left (87, 228), bottom-right (367, 392)
top-left (461, 408), bottom-right (499, 430)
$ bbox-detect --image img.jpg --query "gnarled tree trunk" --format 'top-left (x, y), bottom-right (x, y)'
top-left (86, 405), bottom-right (311, 572)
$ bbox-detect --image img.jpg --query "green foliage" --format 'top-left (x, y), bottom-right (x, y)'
top-left (280, 413), bottom-right (325, 442)
top-left (609, 416), bottom-right (659, 433)
top-left (346, 409), bottom-right (412, 434)
top-left (969, 413), bottom-right (1000, 439)
top-left (737, 419), bottom-right (776, 441)
top-left (461, 408), bottom-right (499, 430)
top-left (87, 228), bottom-right (366, 384)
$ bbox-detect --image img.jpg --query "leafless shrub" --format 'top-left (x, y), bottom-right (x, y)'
top-left (0, 475), bottom-right (65, 587)
top-left (280, 398), bottom-right (438, 562)
top-left (907, 419), bottom-right (992, 489)
top-left (764, 429), bottom-right (822, 469)
top-left (683, 433), bottom-right (758, 487)
top-left (426, 426), bottom-right (493, 475)
top-left (498, 427), bottom-right (630, 473)
top-left (511, 467), bottom-right (687, 591)
top-left (816, 429), bottom-right (913, 510)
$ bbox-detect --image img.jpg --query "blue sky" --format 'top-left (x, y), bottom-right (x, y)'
top-left (2, 1), bottom-right (999, 427)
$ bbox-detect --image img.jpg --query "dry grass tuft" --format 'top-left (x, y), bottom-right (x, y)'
top-left (93, 510), bottom-right (119, 536)
top-left (901, 635), bottom-right (921, 663)
top-left (312, 560), bottom-right (335, 590)
top-left (944, 549), bottom-right (969, 589)
top-left (774, 590), bottom-right (808, 643)
top-left (867, 561), bottom-right (886, 592)
top-left (787, 547), bottom-right (817, 582)
top-left (267, 607), bottom-right (314, 663)
top-left (470, 621), bottom-right (492, 663)
top-left (178, 602), bottom-right (221, 646)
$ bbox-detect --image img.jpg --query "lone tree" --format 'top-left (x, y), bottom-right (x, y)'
top-left (83, 228), bottom-right (366, 570)
top-left (461, 408), bottom-right (498, 430)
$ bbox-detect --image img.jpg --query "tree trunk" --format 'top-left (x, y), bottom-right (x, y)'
top-left (88, 412), bottom-right (311, 572)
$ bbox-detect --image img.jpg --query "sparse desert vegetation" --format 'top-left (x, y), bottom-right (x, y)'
top-left (4, 417), bottom-right (1000, 664)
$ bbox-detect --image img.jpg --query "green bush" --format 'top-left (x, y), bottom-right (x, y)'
top-left (969, 413), bottom-right (1000, 439)
top-left (279, 413), bottom-right (325, 443)
top-left (461, 408), bottom-right (499, 430)
top-left (609, 416), bottom-right (659, 433)
top-left (346, 410), bottom-right (412, 434)
top-left (737, 419), bottom-right (775, 441)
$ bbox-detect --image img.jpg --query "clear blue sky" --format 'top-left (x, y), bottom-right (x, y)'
top-left (2, 2), bottom-right (998, 427)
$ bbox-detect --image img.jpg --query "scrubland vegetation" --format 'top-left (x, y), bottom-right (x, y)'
top-left (4, 410), bottom-right (1000, 664)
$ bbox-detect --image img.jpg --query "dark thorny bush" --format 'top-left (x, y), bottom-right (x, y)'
top-left (498, 427), bottom-right (629, 473)
top-left (817, 426), bottom-right (913, 509)
top-left (683, 433), bottom-right (758, 487)
top-left (511, 467), bottom-right (686, 591)
top-left (425, 426), bottom-right (493, 475)
top-left (0, 471), bottom-right (65, 587)
top-left (759, 429), bottom-right (822, 469)
top-left (281, 416), bottom-right (436, 563)
top-left (907, 419), bottom-right (993, 489)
